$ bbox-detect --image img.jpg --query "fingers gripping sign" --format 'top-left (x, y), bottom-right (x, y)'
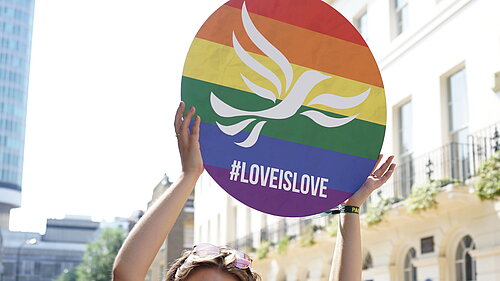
top-left (343, 155), bottom-right (396, 207)
top-left (175, 102), bottom-right (204, 177)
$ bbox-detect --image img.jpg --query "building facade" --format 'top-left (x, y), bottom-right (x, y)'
top-left (0, 0), bottom-right (35, 229)
top-left (193, 0), bottom-right (500, 280)
top-left (0, 216), bottom-right (99, 281)
top-left (146, 175), bottom-right (194, 281)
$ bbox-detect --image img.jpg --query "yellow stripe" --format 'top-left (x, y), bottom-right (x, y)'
top-left (183, 38), bottom-right (386, 126)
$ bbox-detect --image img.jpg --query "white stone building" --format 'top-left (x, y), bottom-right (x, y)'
top-left (193, 0), bottom-right (500, 280)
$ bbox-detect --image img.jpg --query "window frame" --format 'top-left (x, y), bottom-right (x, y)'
top-left (403, 247), bottom-right (417, 281)
top-left (362, 251), bottom-right (373, 270)
top-left (393, 0), bottom-right (409, 37)
top-left (394, 99), bottom-right (414, 198)
top-left (446, 68), bottom-right (469, 144)
top-left (355, 9), bottom-right (368, 41)
top-left (455, 235), bottom-right (477, 281)
top-left (443, 66), bottom-right (471, 180)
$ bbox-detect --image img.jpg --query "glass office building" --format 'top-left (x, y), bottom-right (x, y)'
top-left (0, 0), bottom-right (35, 228)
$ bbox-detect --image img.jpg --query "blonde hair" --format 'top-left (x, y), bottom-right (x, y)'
top-left (165, 248), bottom-right (261, 281)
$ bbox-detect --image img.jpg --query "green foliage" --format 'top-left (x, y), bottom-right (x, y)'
top-left (326, 215), bottom-right (338, 237)
top-left (256, 240), bottom-right (270, 260)
top-left (298, 225), bottom-right (315, 247)
top-left (406, 181), bottom-right (441, 213)
top-left (475, 151), bottom-right (500, 200)
top-left (55, 268), bottom-right (78, 281)
top-left (277, 236), bottom-right (291, 254)
top-left (406, 179), bottom-right (457, 214)
top-left (76, 228), bottom-right (125, 281)
top-left (364, 197), bottom-right (397, 227)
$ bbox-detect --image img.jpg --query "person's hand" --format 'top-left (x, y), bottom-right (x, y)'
top-left (343, 155), bottom-right (395, 207)
top-left (174, 101), bottom-right (204, 177)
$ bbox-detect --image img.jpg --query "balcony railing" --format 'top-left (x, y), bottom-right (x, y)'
top-left (380, 122), bottom-right (499, 200)
top-left (227, 216), bottom-right (331, 252)
top-left (227, 123), bottom-right (499, 251)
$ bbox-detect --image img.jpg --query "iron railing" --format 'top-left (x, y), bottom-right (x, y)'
top-left (227, 123), bottom-right (499, 251)
top-left (227, 216), bottom-right (331, 251)
top-left (379, 122), bottom-right (499, 200)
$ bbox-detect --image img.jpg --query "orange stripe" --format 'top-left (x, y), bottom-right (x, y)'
top-left (225, 0), bottom-right (368, 47)
top-left (196, 4), bottom-right (383, 88)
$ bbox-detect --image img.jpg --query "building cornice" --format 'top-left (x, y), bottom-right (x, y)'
top-left (379, 0), bottom-right (475, 70)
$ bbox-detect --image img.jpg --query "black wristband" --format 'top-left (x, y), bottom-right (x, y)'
top-left (321, 205), bottom-right (360, 216)
top-left (338, 205), bottom-right (360, 214)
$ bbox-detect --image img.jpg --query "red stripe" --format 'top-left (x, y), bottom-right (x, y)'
top-left (224, 0), bottom-right (367, 47)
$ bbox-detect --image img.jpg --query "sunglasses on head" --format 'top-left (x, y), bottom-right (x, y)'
top-left (191, 243), bottom-right (253, 269)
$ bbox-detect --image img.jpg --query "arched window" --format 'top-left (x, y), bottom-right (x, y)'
top-left (455, 235), bottom-right (477, 281)
top-left (404, 247), bottom-right (417, 281)
top-left (362, 252), bottom-right (373, 270)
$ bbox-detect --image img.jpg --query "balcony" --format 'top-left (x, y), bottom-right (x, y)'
top-left (228, 216), bottom-right (331, 253)
top-left (227, 122), bottom-right (499, 253)
top-left (383, 122), bottom-right (499, 200)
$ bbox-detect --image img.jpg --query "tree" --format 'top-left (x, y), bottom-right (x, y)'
top-left (55, 268), bottom-right (78, 281)
top-left (76, 228), bottom-right (125, 281)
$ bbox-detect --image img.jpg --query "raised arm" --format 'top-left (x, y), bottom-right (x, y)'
top-left (328, 155), bottom-right (395, 281)
top-left (113, 102), bottom-right (203, 281)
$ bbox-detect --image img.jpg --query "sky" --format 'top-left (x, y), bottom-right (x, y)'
top-left (10, 0), bottom-right (228, 233)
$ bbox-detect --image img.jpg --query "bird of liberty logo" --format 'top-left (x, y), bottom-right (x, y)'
top-left (211, 2), bottom-right (371, 148)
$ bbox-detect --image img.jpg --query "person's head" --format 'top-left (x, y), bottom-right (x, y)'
top-left (165, 243), bottom-right (261, 281)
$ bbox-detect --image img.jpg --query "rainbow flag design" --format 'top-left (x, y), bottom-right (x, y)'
top-left (181, 0), bottom-right (386, 217)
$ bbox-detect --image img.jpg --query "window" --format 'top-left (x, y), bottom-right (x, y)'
top-left (448, 69), bottom-right (468, 143)
top-left (362, 252), bottom-right (373, 270)
top-left (34, 262), bottom-right (41, 275)
top-left (216, 214), bottom-right (221, 246)
top-left (40, 263), bottom-right (59, 278)
top-left (22, 260), bottom-right (34, 275)
top-left (183, 223), bottom-right (194, 248)
top-left (394, 0), bottom-right (409, 36)
top-left (398, 101), bottom-right (414, 197)
top-left (159, 265), bottom-right (165, 281)
top-left (4, 7), bottom-right (15, 18)
top-left (421, 236), bottom-right (434, 254)
top-left (207, 220), bottom-right (211, 242)
top-left (447, 68), bottom-right (470, 179)
top-left (355, 11), bottom-right (368, 40)
top-left (184, 197), bottom-right (194, 212)
top-left (455, 235), bottom-right (476, 281)
top-left (404, 248), bottom-right (417, 281)
top-left (198, 225), bottom-right (202, 243)
top-left (3, 262), bottom-right (15, 276)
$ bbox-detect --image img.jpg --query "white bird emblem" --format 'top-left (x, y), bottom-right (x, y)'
top-left (210, 1), bottom-right (371, 148)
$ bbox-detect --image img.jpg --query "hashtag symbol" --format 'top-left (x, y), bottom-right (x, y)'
top-left (229, 160), bottom-right (241, 181)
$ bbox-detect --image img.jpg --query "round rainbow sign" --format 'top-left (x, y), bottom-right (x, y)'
top-left (181, 0), bottom-right (386, 217)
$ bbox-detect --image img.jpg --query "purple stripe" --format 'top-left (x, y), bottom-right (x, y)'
top-left (199, 122), bottom-right (375, 193)
top-left (206, 165), bottom-right (353, 217)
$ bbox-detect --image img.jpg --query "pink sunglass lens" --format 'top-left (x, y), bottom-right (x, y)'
top-left (194, 243), bottom-right (220, 257)
top-left (234, 259), bottom-right (251, 269)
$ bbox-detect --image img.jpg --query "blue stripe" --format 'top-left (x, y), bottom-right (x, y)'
top-left (199, 122), bottom-right (376, 193)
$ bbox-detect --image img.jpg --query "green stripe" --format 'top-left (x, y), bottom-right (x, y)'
top-left (181, 76), bottom-right (385, 160)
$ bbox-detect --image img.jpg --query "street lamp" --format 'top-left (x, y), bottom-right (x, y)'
top-left (15, 238), bottom-right (37, 281)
